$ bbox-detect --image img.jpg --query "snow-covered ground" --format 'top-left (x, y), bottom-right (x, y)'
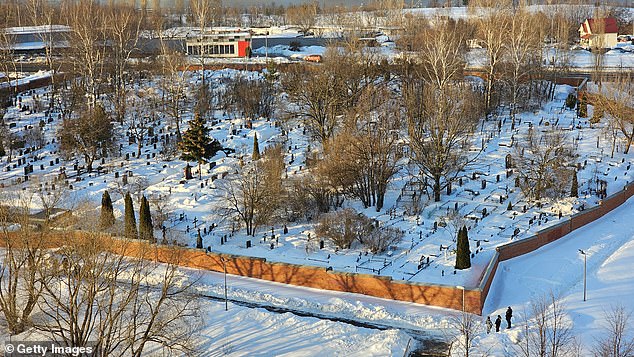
top-left (477, 194), bottom-right (634, 355)
top-left (1, 67), bottom-right (633, 294)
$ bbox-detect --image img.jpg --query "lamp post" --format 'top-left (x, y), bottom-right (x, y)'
top-left (220, 256), bottom-right (228, 311)
top-left (578, 249), bottom-right (587, 302)
top-left (456, 285), bottom-right (465, 313)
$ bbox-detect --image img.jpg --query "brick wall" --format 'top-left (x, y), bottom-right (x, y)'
top-left (5, 183), bottom-right (632, 316)
top-left (478, 182), bottom-right (634, 310)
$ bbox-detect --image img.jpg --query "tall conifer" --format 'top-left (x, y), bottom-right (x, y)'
top-left (139, 195), bottom-right (154, 241)
top-left (99, 190), bottom-right (115, 229)
top-left (455, 226), bottom-right (471, 270)
top-left (179, 113), bottom-right (221, 179)
top-left (124, 192), bottom-right (137, 239)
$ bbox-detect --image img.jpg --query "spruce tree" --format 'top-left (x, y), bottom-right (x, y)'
top-left (455, 226), bottom-right (471, 270)
top-left (178, 113), bottom-right (222, 180)
top-left (139, 196), bottom-right (154, 241)
top-left (99, 190), bottom-right (115, 229)
top-left (252, 133), bottom-right (261, 160)
top-left (196, 230), bottom-right (203, 249)
top-left (571, 170), bottom-right (579, 198)
top-left (124, 192), bottom-right (137, 239)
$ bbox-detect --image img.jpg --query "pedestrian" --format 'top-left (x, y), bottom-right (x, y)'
top-left (495, 315), bottom-right (501, 332)
top-left (485, 316), bottom-right (493, 334)
top-left (506, 306), bottom-right (513, 329)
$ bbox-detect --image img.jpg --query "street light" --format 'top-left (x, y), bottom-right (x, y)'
top-left (578, 249), bottom-right (587, 302)
top-left (220, 256), bottom-right (228, 311)
top-left (456, 285), bottom-right (465, 313)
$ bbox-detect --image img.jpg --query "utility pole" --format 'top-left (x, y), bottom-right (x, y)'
top-left (578, 249), bottom-right (587, 302)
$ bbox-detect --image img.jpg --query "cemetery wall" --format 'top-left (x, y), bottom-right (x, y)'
top-left (3, 184), bottom-right (633, 316)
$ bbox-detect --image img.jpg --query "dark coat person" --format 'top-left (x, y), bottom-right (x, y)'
top-left (495, 315), bottom-right (502, 332)
top-left (506, 306), bottom-right (513, 329)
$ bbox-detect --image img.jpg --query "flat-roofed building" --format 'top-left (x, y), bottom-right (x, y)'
top-left (185, 29), bottom-right (251, 58)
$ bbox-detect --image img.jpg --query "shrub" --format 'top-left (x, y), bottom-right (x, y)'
top-left (316, 209), bottom-right (372, 249)
top-left (363, 227), bottom-right (404, 254)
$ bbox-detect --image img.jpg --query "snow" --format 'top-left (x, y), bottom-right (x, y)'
top-left (475, 194), bottom-right (634, 354)
top-left (251, 44), bottom-right (326, 59)
top-left (2, 66), bottom-right (633, 296)
top-left (1, 18), bottom-right (634, 352)
top-left (195, 303), bottom-right (410, 356)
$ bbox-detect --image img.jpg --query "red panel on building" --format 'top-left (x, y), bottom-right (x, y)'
top-left (237, 41), bottom-right (250, 57)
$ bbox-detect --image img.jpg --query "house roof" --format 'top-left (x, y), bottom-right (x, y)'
top-left (584, 18), bottom-right (619, 34)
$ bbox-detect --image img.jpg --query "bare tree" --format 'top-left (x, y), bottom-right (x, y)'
top-left (320, 86), bottom-right (402, 211)
top-left (593, 305), bottom-right (634, 357)
top-left (588, 75), bottom-right (634, 154)
top-left (0, 191), bottom-right (46, 335)
top-left (515, 292), bottom-right (579, 357)
top-left (104, 3), bottom-right (143, 123)
top-left (63, 0), bottom-right (108, 105)
top-left (282, 63), bottom-right (344, 147)
top-left (315, 208), bottom-right (372, 250)
top-left (503, 9), bottom-right (542, 128)
top-left (514, 127), bottom-right (577, 201)
top-left (476, 7), bottom-right (511, 113)
top-left (400, 16), bottom-right (467, 91)
top-left (31, 178), bottom-right (70, 226)
top-left (216, 145), bottom-right (285, 236)
top-left (58, 103), bottom-right (115, 172)
top-left (447, 311), bottom-right (481, 357)
top-left (285, 2), bottom-right (318, 35)
top-left (190, 0), bottom-right (222, 84)
top-left (158, 48), bottom-right (188, 142)
top-left (36, 232), bottom-right (202, 356)
top-left (127, 91), bottom-right (154, 157)
top-left (282, 46), bottom-right (382, 148)
top-left (406, 82), bottom-right (484, 202)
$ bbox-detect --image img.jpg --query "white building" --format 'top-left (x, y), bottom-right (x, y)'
top-left (579, 18), bottom-right (618, 49)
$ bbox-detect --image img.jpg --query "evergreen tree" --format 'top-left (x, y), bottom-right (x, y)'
top-left (252, 133), bottom-right (261, 160)
top-left (124, 192), bottom-right (137, 239)
top-left (507, 201), bottom-right (513, 211)
top-left (99, 190), bottom-right (115, 229)
top-left (571, 170), bottom-right (579, 198)
top-left (139, 195), bottom-right (154, 241)
top-left (196, 229), bottom-right (203, 249)
top-left (455, 226), bottom-right (471, 270)
top-left (178, 113), bottom-right (222, 179)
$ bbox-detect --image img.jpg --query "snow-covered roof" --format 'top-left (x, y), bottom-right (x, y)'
top-left (2, 25), bottom-right (71, 35)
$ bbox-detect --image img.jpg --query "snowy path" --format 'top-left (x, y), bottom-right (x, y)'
top-left (188, 267), bottom-right (459, 334)
top-left (479, 195), bottom-right (634, 354)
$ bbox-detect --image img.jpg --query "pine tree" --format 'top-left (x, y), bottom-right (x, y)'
top-left (252, 133), bottom-right (261, 160)
top-left (139, 195), bottom-right (154, 241)
top-left (179, 113), bottom-right (222, 180)
top-left (507, 201), bottom-right (513, 211)
top-left (196, 230), bottom-right (203, 249)
top-left (571, 170), bottom-right (579, 198)
top-left (124, 192), bottom-right (137, 239)
top-left (99, 190), bottom-right (115, 229)
top-left (455, 226), bottom-right (471, 270)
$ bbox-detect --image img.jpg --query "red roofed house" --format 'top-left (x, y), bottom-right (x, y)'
top-left (579, 18), bottom-right (618, 49)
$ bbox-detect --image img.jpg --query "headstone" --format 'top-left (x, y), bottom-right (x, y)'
top-left (246, 240), bottom-right (251, 248)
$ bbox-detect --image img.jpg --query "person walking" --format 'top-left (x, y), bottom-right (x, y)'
top-left (506, 306), bottom-right (513, 329)
top-left (495, 315), bottom-right (502, 332)
top-left (485, 316), bottom-right (493, 334)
